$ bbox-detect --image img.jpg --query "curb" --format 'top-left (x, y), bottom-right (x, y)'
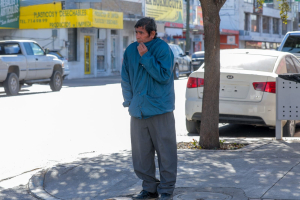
top-left (28, 169), bottom-right (59, 200)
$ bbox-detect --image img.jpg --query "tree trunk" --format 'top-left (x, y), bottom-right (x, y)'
top-left (199, 0), bottom-right (226, 149)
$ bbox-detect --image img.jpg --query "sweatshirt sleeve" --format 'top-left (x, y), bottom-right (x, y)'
top-left (121, 52), bottom-right (133, 107)
top-left (139, 44), bottom-right (174, 84)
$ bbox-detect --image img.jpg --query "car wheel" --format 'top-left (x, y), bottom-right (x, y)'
top-left (173, 64), bottom-right (179, 80)
top-left (186, 118), bottom-right (200, 134)
top-left (283, 120), bottom-right (295, 137)
top-left (4, 73), bottom-right (19, 96)
top-left (50, 70), bottom-right (63, 92)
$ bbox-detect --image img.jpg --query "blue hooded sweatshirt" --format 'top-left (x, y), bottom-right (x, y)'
top-left (121, 38), bottom-right (175, 119)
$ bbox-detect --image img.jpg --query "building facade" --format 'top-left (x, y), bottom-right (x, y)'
top-left (220, 0), bottom-right (297, 50)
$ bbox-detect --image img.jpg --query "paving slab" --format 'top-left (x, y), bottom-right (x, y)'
top-left (27, 140), bottom-right (300, 200)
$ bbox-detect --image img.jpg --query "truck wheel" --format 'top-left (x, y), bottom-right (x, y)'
top-left (4, 73), bottom-right (19, 96)
top-left (50, 70), bottom-right (62, 91)
top-left (283, 120), bottom-right (295, 137)
top-left (186, 118), bottom-right (200, 134)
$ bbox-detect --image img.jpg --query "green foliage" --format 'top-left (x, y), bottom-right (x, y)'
top-left (257, 0), bottom-right (290, 24)
top-left (219, 139), bottom-right (225, 145)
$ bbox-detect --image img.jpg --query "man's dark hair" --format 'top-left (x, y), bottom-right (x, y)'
top-left (134, 17), bottom-right (157, 39)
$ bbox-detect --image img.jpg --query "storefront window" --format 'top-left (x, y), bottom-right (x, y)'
top-left (273, 18), bottom-right (279, 34)
top-left (68, 28), bottom-right (77, 61)
top-left (251, 14), bottom-right (259, 32)
top-left (263, 16), bottom-right (269, 33)
top-left (244, 13), bottom-right (250, 31)
top-left (246, 41), bottom-right (281, 50)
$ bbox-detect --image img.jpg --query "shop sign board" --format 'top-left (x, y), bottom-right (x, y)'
top-left (0, 0), bottom-right (20, 29)
top-left (145, 0), bottom-right (183, 23)
top-left (19, 2), bottom-right (123, 29)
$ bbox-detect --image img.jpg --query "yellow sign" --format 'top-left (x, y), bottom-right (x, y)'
top-left (19, 2), bottom-right (123, 29)
top-left (84, 36), bottom-right (91, 74)
top-left (145, 0), bottom-right (183, 23)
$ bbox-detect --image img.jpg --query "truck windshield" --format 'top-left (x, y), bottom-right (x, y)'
top-left (282, 36), bottom-right (300, 53)
top-left (0, 43), bottom-right (21, 55)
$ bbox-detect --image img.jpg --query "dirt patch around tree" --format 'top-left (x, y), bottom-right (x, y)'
top-left (177, 139), bottom-right (248, 150)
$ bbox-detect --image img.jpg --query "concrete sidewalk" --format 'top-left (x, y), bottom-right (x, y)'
top-left (28, 139), bottom-right (300, 200)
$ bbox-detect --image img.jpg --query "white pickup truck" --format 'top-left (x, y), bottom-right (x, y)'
top-left (278, 31), bottom-right (300, 60)
top-left (0, 40), bottom-right (64, 95)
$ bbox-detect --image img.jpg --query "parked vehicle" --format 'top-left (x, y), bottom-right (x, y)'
top-left (168, 44), bottom-right (192, 79)
top-left (0, 40), bottom-right (64, 95)
top-left (48, 50), bottom-right (69, 79)
top-left (191, 51), bottom-right (204, 71)
top-left (185, 49), bottom-right (300, 137)
top-left (278, 31), bottom-right (300, 59)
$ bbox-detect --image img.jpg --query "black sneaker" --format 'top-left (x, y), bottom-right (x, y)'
top-left (132, 190), bottom-right (159, 199)
top-left (159, 193), bottom-right (173, 200)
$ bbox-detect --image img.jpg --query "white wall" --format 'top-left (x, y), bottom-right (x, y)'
top-left (68, 28), bottom-right (97, 79)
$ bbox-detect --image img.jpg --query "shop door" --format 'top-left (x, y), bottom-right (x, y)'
top-left (111, 35), bottom-right (117, 71)
top-left (84, 36), bottom-right (91, 74)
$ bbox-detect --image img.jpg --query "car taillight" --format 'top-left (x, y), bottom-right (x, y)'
top-left (252, 82), bottom-right (276, 93)
top-left (187, 77), bottom-right (204, 88)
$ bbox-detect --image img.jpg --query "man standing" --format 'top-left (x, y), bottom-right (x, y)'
top-left (121, 17), bottom-right (177, 200)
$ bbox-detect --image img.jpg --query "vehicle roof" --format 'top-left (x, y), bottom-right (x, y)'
top-left (285, 31), bottom-right (300, 35)
top-left (0, 40), bottom-right (37, 43)
top-left (220, 49), bottom-right (291, 57)
top-left (193, 51), bottom-right (205, 55)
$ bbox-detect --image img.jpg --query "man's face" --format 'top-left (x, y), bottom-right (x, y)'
top-left (135, 26), bottom-right (154, 43)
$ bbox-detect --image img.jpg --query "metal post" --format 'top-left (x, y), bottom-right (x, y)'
top-left (185, 0), bottom-right (190, 54)
top-left (276, 77), bottom-right (282, 140)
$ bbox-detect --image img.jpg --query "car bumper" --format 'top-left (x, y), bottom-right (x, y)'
top-left (185, 94), bottom-right (276, 126)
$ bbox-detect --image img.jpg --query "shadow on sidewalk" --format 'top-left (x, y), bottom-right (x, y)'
top-left (63, 76), bottom-right (122, 88)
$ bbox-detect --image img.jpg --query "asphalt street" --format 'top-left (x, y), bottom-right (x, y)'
top-left (0, 75), bottom-right (299, 199)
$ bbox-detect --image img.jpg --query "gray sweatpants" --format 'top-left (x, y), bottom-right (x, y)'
top-left (130, 112), bottom-right (177, 194)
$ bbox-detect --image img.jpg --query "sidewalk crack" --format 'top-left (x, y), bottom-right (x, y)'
top-left (261, 159), bottom-right (300, 198)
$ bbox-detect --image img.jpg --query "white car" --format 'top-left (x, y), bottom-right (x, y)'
top-left (185, 49), bottom-right (300, 137)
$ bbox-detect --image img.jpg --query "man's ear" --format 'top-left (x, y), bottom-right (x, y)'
top-left (150, 31), bottom-right (156, 39)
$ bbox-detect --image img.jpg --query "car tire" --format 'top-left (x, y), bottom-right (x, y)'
top-left (4, 73), bottom-right (19, 96)
top-left (187, 63), bottom-right (193, 76)
top-left (50, 70), bottom-right (63, 92)
top-left (186, 118), bottom-right (200, 134)
top-left (283, 120), bottom-right (295, 137)
top-left (173, 64), bottom-right (179, 80)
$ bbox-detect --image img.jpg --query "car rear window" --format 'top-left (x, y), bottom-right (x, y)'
top-left (282, 36), bottom-right (300, 53)
top-left (0, 43), bottom-right (21, 55)
top-left (220, 54), bottom-right (278, 72)
top-left (192, 53), bottom-right (204, 58)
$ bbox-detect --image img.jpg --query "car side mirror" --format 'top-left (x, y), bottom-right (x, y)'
top-left (44, 48), bottom-right (49, 54)
top-left (185, 51), bottom-right (189, 56)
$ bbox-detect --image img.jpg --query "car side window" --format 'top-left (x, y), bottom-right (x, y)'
top-left (286, 56), bottom-right (298, 73)
top-left (23, 42), bottom-right (34, 55)
top-left (275, 58), bottom-right (287, 74)
top-left (30, 43), bottom-right (44, 56)
top-left (291, 57), bottom-right (300, 73)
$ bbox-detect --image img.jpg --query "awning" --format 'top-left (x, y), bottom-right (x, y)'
top-left (19, 2), bottom-right (123, 29)
top-left (165, 27), bottom-right (183, 37)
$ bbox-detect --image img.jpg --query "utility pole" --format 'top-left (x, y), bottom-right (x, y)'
top-left (185, 0), bottom-right (190, 55)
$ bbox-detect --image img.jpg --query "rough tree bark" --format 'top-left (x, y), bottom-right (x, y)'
top-left (199, 0), bottom-right (226, 149)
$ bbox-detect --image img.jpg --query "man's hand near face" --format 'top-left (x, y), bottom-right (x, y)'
top-left (137, 42), bottom-right (148, 57)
